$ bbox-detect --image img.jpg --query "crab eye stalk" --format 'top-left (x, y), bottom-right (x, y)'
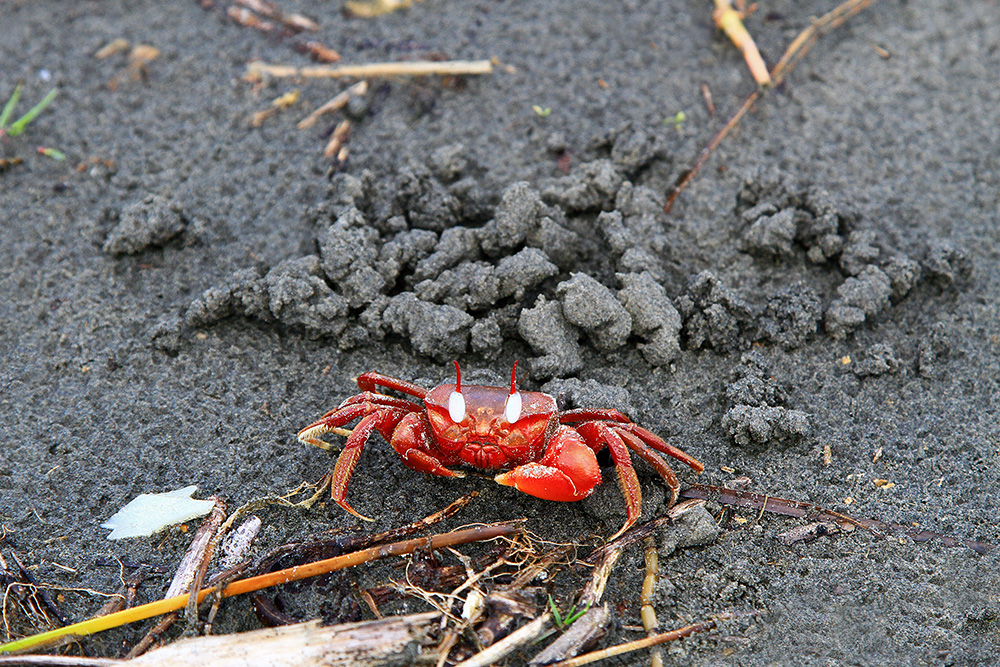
top-left (504, 360), bottom-right (521, 423)
top-left (449, 390), bottom-right (467, 423)
top-left (449, 360), bottom-right (466, 423)
top-left (504, 391), bottom-right (522, 423)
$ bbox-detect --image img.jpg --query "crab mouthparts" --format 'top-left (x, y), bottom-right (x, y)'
top-left (461, 441), bottom-right (507, 469)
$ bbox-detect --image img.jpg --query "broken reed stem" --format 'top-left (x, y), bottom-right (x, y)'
top-left (248, 59), bottom-right (493, 80)
top-left (548, 615), bottom-right (731, 667)
top-left (713, 0), bottom-right (770, 86)
top-left (665, 0), bottom-right (879, 213)
top-left (453, 612), bottom-right (553, 667)
top-left (640, 538), bottom-right (663, 667)
top-left (0, 524), bottom-right (519, 655)
top-left (0, 657), bottom-right (123, 666)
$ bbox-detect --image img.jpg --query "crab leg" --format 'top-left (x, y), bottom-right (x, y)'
top-left (328, 408), bottom-right (413, 521)
top-left (335, 391), bottom-right (423, 413)
top-left (616, 424), bottom-right (705, 473)
top-left (494, 426), bottom-right (602, 503)
top-left (563, 409), bottom-right (705, 473)
top-left (614, 428), bottom-right (681, 506)
top-left (356, 371), bottom-right (428, 400)
top-left (300, 395), bottom-right (422, 449)
top-left (389, 412), bottom-right (466, 479)
top-left (559, 408), bottom-right (632, 425)
top-left (574, 421), bottom-right (643, 539)
top-left (299, 403), bottom-right (371, 450)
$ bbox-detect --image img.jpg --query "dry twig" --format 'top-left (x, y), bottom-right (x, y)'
top-left (453, 612), bottom-right (552, 667)
top-left (247, 59), bottom-right (493, 80)
top-left (125, 500), bottom-right (227, 659)
top-left (298, 81), bottom-right (368, 129)
top-left (344, 0), bottom-right (424, 18)
top-left (528, 605), bottom-right (610, 667)
top-left (548, 614), bottom-right (737, 667)
top-left (713, 0), bottom-right (770, 86)
top-left (682, 484), bottom-right (994, 553)
top-left (666, 0), bottom-right (880, 212)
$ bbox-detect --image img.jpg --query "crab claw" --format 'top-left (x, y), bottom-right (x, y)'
top-left (495, 426), bottom-right (601, 502)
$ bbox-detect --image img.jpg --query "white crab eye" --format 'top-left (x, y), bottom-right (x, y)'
top-left (448, 390), bottom-right (467, 423)
top-left (504, 391), bottom-right (522, 424)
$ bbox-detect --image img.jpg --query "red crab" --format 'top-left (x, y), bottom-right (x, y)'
top-left (298, 362), bottom-right (704, 537)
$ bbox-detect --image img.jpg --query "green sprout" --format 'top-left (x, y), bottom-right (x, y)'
top-left (547, 594), bottom-right (590, 632)
top-left (532, 104), bottom-right (552, 118)
top-left (37, 146), bottom-right (66, 161)
top-left (0, 83), bottom-right (58, 138)
top-left (665, 110), bottom-right (687, 130)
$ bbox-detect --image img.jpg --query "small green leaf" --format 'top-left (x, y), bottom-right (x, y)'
top-left (547, 594), bottom-right (564, 629)
top-left (7, 88), bottom-right (58, 137)
top-left (0, 83), bottom-right (24, 129)
top-left (563, 602), bottom-right (590, 626)
top-left (664, 110), bottom-right (687, 130)
top-left (532, 105), bottom-right (552, 118)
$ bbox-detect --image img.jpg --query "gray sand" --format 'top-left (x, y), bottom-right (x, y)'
top-left (1, 1), bottom-right (998, 664)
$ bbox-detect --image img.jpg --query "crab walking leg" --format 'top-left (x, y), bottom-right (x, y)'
top-left (561, 410), bottom-right (704, 474)
top-left (298, 402), bottom-right (371, 449)
top-left (329, 409), bottom-right (412, 520)
top-left (300, 396), bottom-right (421, 449)
top-left (356, 371), bottom-right (429, 400)
top-left (615, 428), bottom-right (681, 506)
top-left (617, 424), bottom-right (705, 474)
top-left (559, 408), bottom-right (632, 425)
top-left (335, 391), bottom-right (423, 413)
top-left (575, 421), bottom-right (643, 538)
top-left (494, 426), bottom-right (601, 502)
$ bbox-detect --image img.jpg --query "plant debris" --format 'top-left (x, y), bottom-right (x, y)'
top-left (682, 484), bottom-right (994, 554)
top-left (246, 59), bottom-right (494, 80)
top-left (100, 485), bottom-right (216, 540)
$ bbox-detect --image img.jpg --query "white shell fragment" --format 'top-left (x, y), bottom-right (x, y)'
top-left (101, 485), bottom-right (216, 540)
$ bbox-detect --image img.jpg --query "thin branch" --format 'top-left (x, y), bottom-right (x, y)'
top-left (548, 614), bottom-right (735, 667)
top-left (681, 484), bottom-right (994, 553)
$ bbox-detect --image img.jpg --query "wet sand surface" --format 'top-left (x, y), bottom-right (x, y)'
top-left (1, 2), bottom-right (998, 664)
